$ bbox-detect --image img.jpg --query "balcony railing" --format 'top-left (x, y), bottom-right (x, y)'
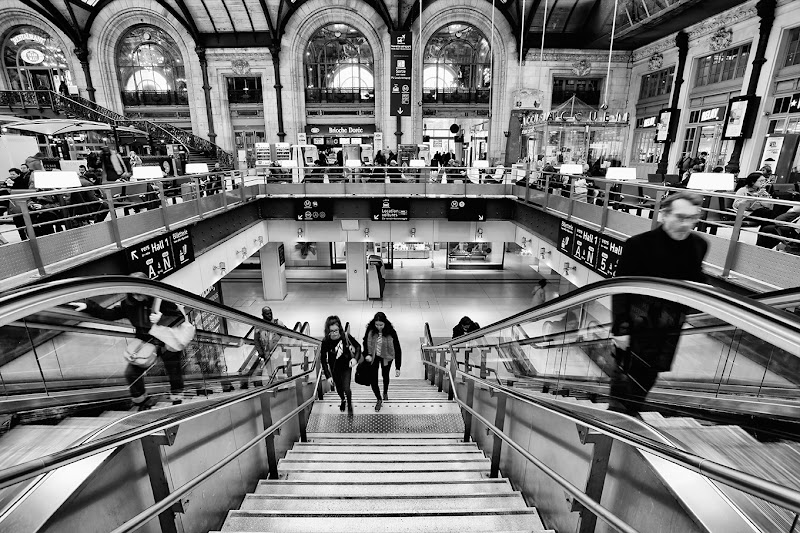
top-left (422, 88), bottom-right (491, 105)
top-left (304, 88), bottom-right (375, 104)
top-left (551, 89), bottom-right (601, 107)
top-left (121, 90), bottom-right (189, 107)
top-left (228, 89), bottom-right (263, 104)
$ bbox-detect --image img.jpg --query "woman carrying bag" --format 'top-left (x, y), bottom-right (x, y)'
top-left (362, 312), bottom-right (402, 412)
top-left (321, 316), bottom-right (361, 414)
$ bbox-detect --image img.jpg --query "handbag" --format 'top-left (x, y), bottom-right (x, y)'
top-left (124, 339), bottom-right (158, 368)
top-left (148, 300), bottom-right (196, 351)
top-left (354, 359), bottom-right (373, 386)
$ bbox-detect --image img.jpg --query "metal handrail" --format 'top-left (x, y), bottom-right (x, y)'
top-left (426, 355), bottom-right (800, 516)
top-left (428, 277), bottom-right (800, 357)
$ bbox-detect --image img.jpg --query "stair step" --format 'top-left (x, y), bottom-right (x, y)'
top-left (240, 494), bottom-right (528, 512)
top-left (278, 460), bottom-right (490, 472)
top-left (221, 509), bottom-right (545, 532)
top-left (290, 444), bottom-right (480, 453)
top-left (308, 433), bottom-right (462, 442)
top-left (284, 471), bottom-right (488, 482)
top-left (255, 479), bottom-right (515, 497)
top-left (283, 452), bottom-right (486, 462)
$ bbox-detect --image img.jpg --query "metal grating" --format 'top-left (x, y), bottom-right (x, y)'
top-left (165, 202), bottom-right (197, 226)
top-left (39, 223), bottom-right (114, 264)
top-left (199, 194), bottom-right (225, 214)
top-left (307, 413), bottom-right (464, 433)
top-left (700, 233), bottom-right (730, 272)
top-left (572, 201), bottom-right (602, 227)
top-left (0, 241), bottom-right (36, 278)
top-left (119, 210), bottom-right (163, 241)
top-left (733, 243), bottom-right (800, 288)
top-left (606, 209), bottom-right (650, 236)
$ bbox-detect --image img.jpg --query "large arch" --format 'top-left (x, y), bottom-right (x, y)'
top-left (0, 2), bottom-right (86, 93)
top-left (88, 1), bottom-right (206, 138)
top-left (416, 5), bottom-right (516, 164)
top-left (281, 0), bottom-right (389, 147)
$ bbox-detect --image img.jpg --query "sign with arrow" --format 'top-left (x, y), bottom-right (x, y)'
top-left (447, 199), bottom-right (486, 222)
top-left (372, 197), bottom-right (410, 221)
top-left (125, 228), bottom-right (195, 281)
top-left (295, 198), bottom-right (332, 221)
top-left (390, 31), bottom-right (412, 117)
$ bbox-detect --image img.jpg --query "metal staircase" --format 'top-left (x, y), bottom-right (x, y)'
top-left (0, 90), bottom-right (233, 168)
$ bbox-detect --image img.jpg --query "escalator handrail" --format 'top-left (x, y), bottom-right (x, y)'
top-left (429, 277), bottom-right (800, 357)
top-left (424, 322), bottom-right (433, 345)
top-left (0, 355), bottom-right (322, 491)
top-left (441, 358), bottom-right (800, 515)
top-left (0, 276), bottom-right (319, 345)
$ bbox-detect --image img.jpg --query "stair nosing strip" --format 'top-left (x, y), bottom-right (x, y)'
top-left (245, 493), bottom-right (522, 499)
top-left (228, 509), bottom-right (540, 517)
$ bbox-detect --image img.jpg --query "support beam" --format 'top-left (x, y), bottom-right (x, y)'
top-left (270, 45), bottom-right (287, 142)
top-left (73, 46), bottom-right (96, 103)
top-left (195, 47), bottom-right (217, 144)
top-left (656, 31), bottom-right (688, 175)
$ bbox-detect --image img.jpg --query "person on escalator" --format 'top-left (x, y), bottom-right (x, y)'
top-left (453, 316), bottom-right (480, 338)
top-left (362, 312), bottom-right (401, 411)
top-left (321, 316), bottom-right (361, 415)
top-left (609, 191), bottom-right (708, 416)
top-left (81, 273), bottom-right (186, 410)
top-left (254, 306), bottom-right (285, 363)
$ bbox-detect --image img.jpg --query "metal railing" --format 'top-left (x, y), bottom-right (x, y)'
top-left (120, 90), bottom-right (190, 107)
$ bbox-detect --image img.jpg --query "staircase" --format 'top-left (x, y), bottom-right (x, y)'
top-left (214, 379), bottom-right (553, 532)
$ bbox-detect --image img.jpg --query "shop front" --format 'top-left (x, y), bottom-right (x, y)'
top-left (2, 26), bottom-right (74, 93)
top-left (678, 103), bottom-right (733, 171)
top-left (630, 65), bottom-right (674, 176)
top-left (305, 123), bottom-right (378, 154)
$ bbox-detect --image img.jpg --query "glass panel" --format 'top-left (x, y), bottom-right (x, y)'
top-left (423, 24), bottom-right (491, 97)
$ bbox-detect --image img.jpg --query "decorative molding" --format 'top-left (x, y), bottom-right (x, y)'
top-left (524, 49), bottom-right (630, 63)
top-left (633, 38), bottom-right (676, 63)
top-left (709, 28), bottom-right (733, 51)
top-left (206, 52), bottom-right (270, 61)
top-left (648, 52), bottom-right (663, 71)
top-left (687, 3), bottom-right (757, 40)
top-left (231, 59), bottom-right (252, 75)
top-left (571, 59), bottom-right (591, 76)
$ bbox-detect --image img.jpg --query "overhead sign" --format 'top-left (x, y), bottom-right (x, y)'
top-left (20, 49), bottom-right (45, 65)
top-left (296, 198), bottom-right (332, 221)
top-left (306, 124), bottom-right (376, 135)
top-left (447, 199), bottom-right (486, 222)
top-left (125, 228), bottom-right (195, 281)
top-left (698, 105), bottom-right (726, 123)
top-left (390, 31), bottom-right (413, 117)
top-left (557, 220), bottom-right (623, 278)
top-left (372, 197), bottom-right (410, 221)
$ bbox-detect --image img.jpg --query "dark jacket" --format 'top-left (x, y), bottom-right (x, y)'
top-left (453, 321), bottom-right (480, 339)
top-left (321, 334), bottom-right (361, 378)
top-left (86, 295), bottom-right (184, 347)
top-left (611, 225), bottom-right (708, 371)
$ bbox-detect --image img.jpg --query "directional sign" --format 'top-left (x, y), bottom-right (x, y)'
top-left (295, 198), bottom-right (332, 221)
top-left (372, 197), bottom-right (410, 221)
top-left (447, 199), bottom-right (486, 222)
top-left (125, 228), bottom-right (195, 281)
top-left (557, 220), bottom-right (624, 278)
top-left (390, 31), bottom-right (412, 117)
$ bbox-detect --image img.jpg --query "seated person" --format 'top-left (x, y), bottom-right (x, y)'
top-left (756, 208), bottom-right (800, 252)
top-left (27, 191), bottom-right (64, 236)
top-left (732, 172), bottom-right (777, 220)
top-left (387, 161), bottom-right (404, 183)
top-left (453, 316), bottom-right (480, 338)
top-left (70, 172), bottom-right (108, 225)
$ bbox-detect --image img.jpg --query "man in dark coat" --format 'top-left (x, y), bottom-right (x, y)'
top-left (609, 191), bottom-right (708, 415)
top-left (453, 316), bottom-right (480, 338)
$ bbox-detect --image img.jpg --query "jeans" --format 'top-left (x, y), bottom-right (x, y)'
top-left (126, 348), bottom-right (184, 401)
top-left (332, 360), bottom-right (352, 404)
top-left (371, 357), bottom-right (392, 400)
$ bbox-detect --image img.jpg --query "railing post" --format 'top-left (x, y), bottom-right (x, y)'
top-left (284, 347), bottom-right (296, 378)
top-left (463, 349), bottom-right (471, 373)
top-left (463, 378), bottom-right (475, 442)
top-left (155, 181), bottom-right (171, 231)
top-left (480, 349), bottom-right (488, 379)
top-left (422, 349), bottom-right (428, 380)
top-left (193, 176), bottom-right (204, 219)
top-left (448, 349), bottom-right (457, 401)
top-left (102, 188), bottom-right (123, 248)
top-left (141, 427), bottom-right (183, 533)
top-left (429, 351), bottom-right (436, 386)
top-left (259, 393), bottom-right (279, 479)
top-left (524, 163), bottom-right (532, 203)
top-left (572, 425), bottom-right (614, 533)
top-left (437, 350), bottom-right (446, 393)
top-left (543, 173), bottom-right (551, 208)
top-left (295, 378), bottom-right (308, 442)
top-left (723, 205), bottom-right (747, 277)
top-left (650, 190), bottom-right (664, 230)
top-left (222, 173), bottom-right (230, 210)
top-left (19, 202), bottom-right (46, 276)
top-left (239, 173), bottom-right (247, 203)
top-left (599, 181), bottom-right (612, 231)
top-left (567, 178), bottom-right (576, 219)
top-left (489, 392), bottom-right (507, 478)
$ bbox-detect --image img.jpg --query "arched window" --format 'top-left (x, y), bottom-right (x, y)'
top-left (116, 25), bottom-right (187, 106)
top-left (423, 24), bottom-right (491, 104)
top-left (304, 24), bottom-right (374, 104)
top-left (2, 26), bottom-right (72, 92)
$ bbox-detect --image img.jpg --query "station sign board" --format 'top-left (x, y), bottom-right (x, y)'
top-left (295, 198), bottom-right (332, 221)
top-left (557, 220), bottom-right (623, 278)
top-left (372, 198), bottom-right (410, 221)
top-left (447, 199), bottom-right (486, 222)
top-left (125, 228), bottom-right (195, 280)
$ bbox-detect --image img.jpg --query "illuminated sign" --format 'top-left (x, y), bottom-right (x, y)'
top-left (11, 33), bottom-right (47, 46)
top-left (640, 116), bottom-right (657, 128)
top-left (698, 105), bottom-right (726, 123)
top-left (521, 110), bottom-right (630, 125)
top-left (20, 48), bottom-right (45, 65)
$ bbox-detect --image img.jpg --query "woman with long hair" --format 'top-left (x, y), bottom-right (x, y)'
top-left (362, 312), bottom-right (401, 411)
top-left (321, 316), bottom-right (360, 414)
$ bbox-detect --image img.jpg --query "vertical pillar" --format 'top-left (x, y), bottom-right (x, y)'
top-left (346, 242), bottom-right (367, 301)
top-left (195, 47), bottom-right (217, 144)
top-left (260, 243), bottom-right (288, 300)
top-left (725, 0), bottom-right (776, 174)
top-left (656, 31), bottom-right (688, 175)
top-left (73, 46), bottom-right (96, 103)
top-left (270, 45), bottom-right (287, 142)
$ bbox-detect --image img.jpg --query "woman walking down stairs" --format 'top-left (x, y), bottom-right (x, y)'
top-left (213, 379), bottom-right (554, 532)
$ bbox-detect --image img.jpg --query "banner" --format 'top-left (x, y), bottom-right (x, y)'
top-left (390, 31), bottom-right (413, 117)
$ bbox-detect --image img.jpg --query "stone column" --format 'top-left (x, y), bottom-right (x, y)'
top-left (196, 47), bottom-right (217, 143)
top-left (345, 242), bottom-right (367, 301)
top-left (725, 0), bottom-right (777, 174)
top-left (270, 44), bottom-right (286, 142)
top-left (656, 31), bottom-right (689, 176)
top-left (74, 46), bottom-right (96, 102)
top-left (260, 243), bottom-right (288, 300)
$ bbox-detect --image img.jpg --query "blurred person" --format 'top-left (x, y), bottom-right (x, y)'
top-left (254, 306), bottom-right (285, 362)
top-left (81, 272), bottom-right (188, 409)
top-left (452, 316), bottom-right (480, 338)
top-left (102, 147), bottom-right (129, 182)
top-left (321, 316), bottom-right (361, 414)
top-left (531, 279), bottom-right (548, 307)
top-left (362, 312), bottom-right (402, 411)
top-left (609, 191), bottom-right (708, 416)
top-left (129, 150), bottom-right (143, 167)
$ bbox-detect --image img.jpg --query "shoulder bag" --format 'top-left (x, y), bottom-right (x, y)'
top-left (354, 330), bottom-right (373, 387)
top-left (124, 339), bottom-right (158, 368)
top-left (148, 299), bottom-right (197, 352)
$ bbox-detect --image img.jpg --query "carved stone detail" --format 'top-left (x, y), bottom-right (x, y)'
top-left (648, 52), bottom-right (663, 71)
top-left (231, 59), bottom-right (252, 75)
top-left (571, 59), bottom-right (591, 76)
top-left (709, 28), bottom-right (733, 51)
top-left (524, 49), bottom-right (630, 63)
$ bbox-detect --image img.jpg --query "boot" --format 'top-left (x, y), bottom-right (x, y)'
top-left (339, 399), bottom-right (346, 412)
top-left (383, 390), bottom-right (389, 401)
top-left (346, 393), bottom-right (353, 415)
top-left (375, 399), bottom-right (383, 412)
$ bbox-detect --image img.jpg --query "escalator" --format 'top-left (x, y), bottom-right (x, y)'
top-left (0, 276), bottom-right (320, 529)
top-left (425, 277), bottom-right (800, 533)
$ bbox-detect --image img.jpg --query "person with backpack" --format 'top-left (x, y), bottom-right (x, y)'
top-left (321, 316), bottom-right (361, 414)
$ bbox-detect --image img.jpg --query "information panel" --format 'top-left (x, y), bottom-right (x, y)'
top-left (389, 31), bottom-right (413, 116)
top-left (372, 197), bottom-right (410, 221)
top-left (295, 198), bottom-right (333, 221)
top-left (447, 199), bottom-right (486, 222)
top-left (557, 220), bottom-right (623, 278)
top-left (125, 228), bottom-right (195, 280)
